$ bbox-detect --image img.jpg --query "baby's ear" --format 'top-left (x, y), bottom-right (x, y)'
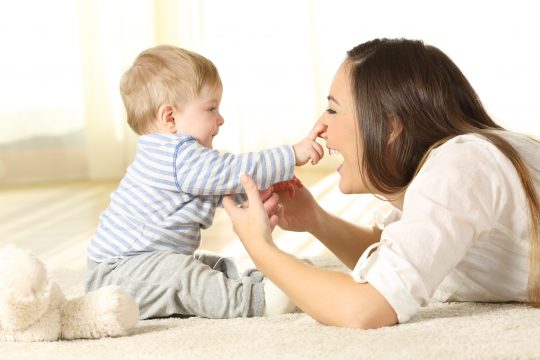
top-left (157, 104), bottom-right (177, 133)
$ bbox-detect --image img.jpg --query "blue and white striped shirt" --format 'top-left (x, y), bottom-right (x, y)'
top-left (87, 133), bottom-right (295, 262)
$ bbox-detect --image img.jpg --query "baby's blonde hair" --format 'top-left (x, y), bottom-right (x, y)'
top-left (120, 45), bottom-right (222, 134)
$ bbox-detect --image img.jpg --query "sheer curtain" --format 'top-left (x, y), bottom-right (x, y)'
top-left (0, 1), bottom-right (86, 183)
top-left (1, 0), bottom-right (538, 185)
top-left (0, 0), bottom-right (154, 184)
top-left (78, 0), bottom-right (155, 180)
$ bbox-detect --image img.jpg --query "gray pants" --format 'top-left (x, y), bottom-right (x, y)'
top-left (85, 251), bottom-right (265, 319)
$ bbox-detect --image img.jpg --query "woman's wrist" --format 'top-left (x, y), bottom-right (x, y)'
top-left (250, 242), bottom-right (282, 271)
top-left (306, 204), bottom-right (328, 238)
top-left (242, 234), bottom-right (278, 261)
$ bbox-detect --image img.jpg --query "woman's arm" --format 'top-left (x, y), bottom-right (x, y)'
top-left (255, 242), bottom-right (397, 328)
top-left (310, 210), bottom-right (382, 270)
top-left (223, 174), bottom-right (397, 329)
top-left (275, 180), bottom-right (382, 269)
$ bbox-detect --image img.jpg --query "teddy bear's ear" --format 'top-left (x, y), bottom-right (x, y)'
top-left (0, 245), bottom-right (48, 299)
top-left (0, 245), bottom-right (52, 331)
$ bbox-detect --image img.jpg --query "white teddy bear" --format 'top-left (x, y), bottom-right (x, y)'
top-left (0, 245), bottom-right (139, 342)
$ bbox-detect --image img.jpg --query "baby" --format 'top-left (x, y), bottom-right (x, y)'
top-left (85, 45), bottom-right (323, 319)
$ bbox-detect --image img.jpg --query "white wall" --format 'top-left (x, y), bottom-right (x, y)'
top-left (202, 0), bottom-right (539, 159)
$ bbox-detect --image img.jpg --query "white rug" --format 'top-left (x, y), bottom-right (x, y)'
top-left (3, 173), bottom-right (539, 359)
top-left (3, 256), bottom-right (540, 360)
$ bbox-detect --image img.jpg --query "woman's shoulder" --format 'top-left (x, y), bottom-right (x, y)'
top-left (404, 131), bottom-right (534, 223)
top-left (408, 131), bottom-right (538, 210)
top-left (409, 132), bottom-right (526, 202)
top-left (424, 131), bottom-right (539, 174)
top-left (420, 133), bottom-right (502, 177)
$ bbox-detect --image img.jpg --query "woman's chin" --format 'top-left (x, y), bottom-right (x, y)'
top-left (338, 179), bottom-right (352, 194)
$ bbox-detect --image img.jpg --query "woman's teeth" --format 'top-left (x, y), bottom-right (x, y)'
top-left (328, 148), bottom-right (340, 155)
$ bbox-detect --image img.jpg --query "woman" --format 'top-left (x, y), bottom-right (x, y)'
top-left (222, 38), bottom-right (540, 329)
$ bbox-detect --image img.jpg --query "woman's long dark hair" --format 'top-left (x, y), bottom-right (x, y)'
top-left (346, 38), bottom-right (540, 306)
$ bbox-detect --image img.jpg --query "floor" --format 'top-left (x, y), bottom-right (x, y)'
top-left (0, 168), bottom-right (391, 272)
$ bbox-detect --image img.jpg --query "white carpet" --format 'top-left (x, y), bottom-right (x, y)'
top-left (3, 256), bottom-right (540, 360)
top-left (3, 173), bottom-right (539, 359)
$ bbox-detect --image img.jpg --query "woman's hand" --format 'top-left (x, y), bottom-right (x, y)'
top-left (274, 177), bottom-right (324, 234)
top-left (253, 186), bottom-right (281, 232)
top-left (272, 176), bottom-right (303, 197)
top-left (223, 174), bottom-right (277, 252)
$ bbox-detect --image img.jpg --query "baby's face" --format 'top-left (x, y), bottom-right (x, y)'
top-left (173, 85), bottom-right (224, 149)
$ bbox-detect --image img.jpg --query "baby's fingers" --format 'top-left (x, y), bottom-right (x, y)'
top-left (308, 122), bottom-right (327, 140)
top-left (312, 142), bottom-right (324, 163)
top-left (309, 145), bottom-right (323, 165)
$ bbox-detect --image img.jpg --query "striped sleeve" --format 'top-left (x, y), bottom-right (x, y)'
top-left (174, 140), bottom-right (295, 195)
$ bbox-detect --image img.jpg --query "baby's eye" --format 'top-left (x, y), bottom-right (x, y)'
top-left (325, 108), bottom-right (336, 114)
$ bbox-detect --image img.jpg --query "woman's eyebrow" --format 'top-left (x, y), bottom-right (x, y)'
top-left (327, 95), bottom-right (340, 106)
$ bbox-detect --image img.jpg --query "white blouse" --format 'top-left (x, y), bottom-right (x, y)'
top-left (351, 131), bottom-right (540, 323)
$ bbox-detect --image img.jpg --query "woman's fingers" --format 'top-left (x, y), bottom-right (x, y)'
top-left (223, 174), bottom-right (295, 234)
top-left (269, 213), bottom-right (279, 231)
top-left (272, 181), bottom-right (290, 193)
top-left (286, 183), bottom-right (295, 197)
top-left (224, 174), bottom-right (266, 213)
top-left (291, 175), bottom-right (304, 189)
top-left (273, 181), bottom-right (296, 196)
top-left (263, 192), bottom-right (279, 215)
top-left (240, 173), bottom-right (263, 206)
top-left (259, 187), bottom-right (273, 203)
top-left (273, 176), bottom-right (304, 197)
top-left (222, 194), bottom-right (239, 214)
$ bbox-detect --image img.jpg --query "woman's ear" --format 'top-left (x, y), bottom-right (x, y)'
top-left (157, 104), bottom-right (177, 133)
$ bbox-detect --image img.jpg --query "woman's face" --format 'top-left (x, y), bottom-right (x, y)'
top-left (319, 63), bottom-right (370, 194)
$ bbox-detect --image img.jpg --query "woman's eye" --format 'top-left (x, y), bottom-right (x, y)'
top-left (325, 108), bottom-right (336, 114)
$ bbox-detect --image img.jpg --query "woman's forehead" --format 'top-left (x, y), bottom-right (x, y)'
top-left (329, 64), bottom-right (352, 106)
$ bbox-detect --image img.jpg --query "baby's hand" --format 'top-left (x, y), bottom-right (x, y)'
top-left (292, 138), bottom-right (323, 166)
top-left (292, 122), bottom-right (326, 166)
top-left (293, 123), bottom-right (326, 166)
top-left (292, 138), bottom-right (324, 166)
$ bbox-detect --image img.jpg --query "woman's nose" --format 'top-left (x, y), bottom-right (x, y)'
top-left (317, 113), bottom-right (327, 126)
